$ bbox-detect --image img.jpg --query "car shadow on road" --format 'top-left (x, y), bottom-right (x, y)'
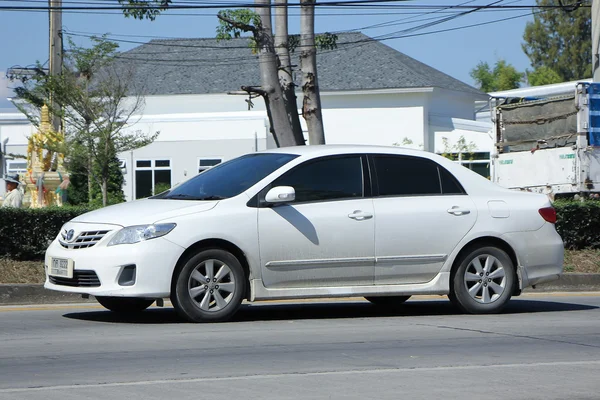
top-left (61, 297), bottom-right (598, 324)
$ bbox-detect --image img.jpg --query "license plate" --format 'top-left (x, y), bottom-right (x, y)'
top-left (50, 258), bottom-right (74, 279)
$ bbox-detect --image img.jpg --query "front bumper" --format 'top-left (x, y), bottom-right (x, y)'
top-left (44, 234), bottom-right (185, 298)
top-left (502, 222), bottom-right (564, 289)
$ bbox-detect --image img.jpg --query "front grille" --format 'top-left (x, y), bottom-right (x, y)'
top-left (49, 270), bottom-right (101, 287)
top-left (59, 230), bottom-right (110, 249)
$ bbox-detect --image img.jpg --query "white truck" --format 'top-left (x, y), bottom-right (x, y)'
top-left (491, 82), bottom-right (600, 199)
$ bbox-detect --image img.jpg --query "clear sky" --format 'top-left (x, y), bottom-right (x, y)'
top-left (0, 0), bottom-right (537, 108)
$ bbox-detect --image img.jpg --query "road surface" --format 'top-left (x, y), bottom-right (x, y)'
top-left (1, 293), bottom-right (599, 399)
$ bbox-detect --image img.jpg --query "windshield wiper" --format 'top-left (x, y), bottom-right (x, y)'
top-left (166, 194), bottom-right (226, 200)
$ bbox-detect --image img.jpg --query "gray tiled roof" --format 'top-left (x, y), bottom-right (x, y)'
top-left (117, 32), bottom-right (483, 96)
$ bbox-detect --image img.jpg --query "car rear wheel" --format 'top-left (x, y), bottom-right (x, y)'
top-left (364, 296), bottom-right (411, 306)
top-left (96, 296), bottom-right (155, 314)
top-left (171, 249), bottom-right (245, 323)
top-left (449, 246), bottom-right (516, 314)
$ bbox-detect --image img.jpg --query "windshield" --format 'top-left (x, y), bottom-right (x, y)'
top-left (156, 153), bottom-right (298, 200)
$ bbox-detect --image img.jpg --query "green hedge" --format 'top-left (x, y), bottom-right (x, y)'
top-left (0, 207), bottom-right (92, 261)
top-left (0, 201), bottom-right (599, 261)
top-left (554, 200), bottom-right (600, 250)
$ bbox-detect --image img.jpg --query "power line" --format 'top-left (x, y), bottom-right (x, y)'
top-left (0, 1), bottom-right (590, 10)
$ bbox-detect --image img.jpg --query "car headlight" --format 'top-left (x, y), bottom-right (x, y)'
top-left (107, 223), bottom-right (177, 246)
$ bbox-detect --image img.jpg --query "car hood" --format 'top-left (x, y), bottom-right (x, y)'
top-left (72, 199), bottom-right (219, 227)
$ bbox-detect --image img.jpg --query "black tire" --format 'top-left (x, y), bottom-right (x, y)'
top-left (171, 249), bottom-right (245, 323)
top-left (96, 296), bottom-right (155, 314)
top-left (449, 246), bottom-right (516, 314)
top-left (364, 296), bottom-right (411, 306)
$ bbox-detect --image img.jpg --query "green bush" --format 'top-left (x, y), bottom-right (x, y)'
top-left (555, 200), bottom-right (600, 250)
top-left (0, 206), bottom-right (93, 261)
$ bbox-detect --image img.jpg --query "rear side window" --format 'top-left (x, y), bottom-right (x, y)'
top-left (272, 156), bottom-right (364, 203)
top-left (372, 155), bottom-right (465, 196)
top-left (439, 166), bottom-right (465, 195)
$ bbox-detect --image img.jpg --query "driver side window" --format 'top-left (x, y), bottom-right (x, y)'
top-left (271, 156), bottom-right (364, 203)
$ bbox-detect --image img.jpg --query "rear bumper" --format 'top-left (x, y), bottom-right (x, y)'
top-left (502, 223), bottom-right (564, 289)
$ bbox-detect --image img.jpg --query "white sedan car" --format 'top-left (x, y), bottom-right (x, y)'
top-left (44, 145), bottom-right (564, 322)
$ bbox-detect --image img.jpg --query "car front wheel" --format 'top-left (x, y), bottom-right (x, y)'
top-left (171, 249), bottom-right (245, 323)
top-left (96, 296), bottom-right (155, 314)
top-left (449, 246), bottom-right (516, 314)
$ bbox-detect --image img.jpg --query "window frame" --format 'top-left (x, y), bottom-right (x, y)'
top-left (134, 158), bottom-right (173, 199)
top-left (253, 154), bottom-right (371, 208)
top-left (6, 160), bottom-right (28, 175)
top-left (368, 154), bottom-right (466, 198)
top-left (197, 157), bottom-right (223, 174)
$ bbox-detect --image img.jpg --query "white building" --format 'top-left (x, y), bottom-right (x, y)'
top-left (1, 32), bottom-right (493, 201)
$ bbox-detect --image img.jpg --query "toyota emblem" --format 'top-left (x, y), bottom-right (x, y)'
top-left (66, 229), bottom-right (75, 242)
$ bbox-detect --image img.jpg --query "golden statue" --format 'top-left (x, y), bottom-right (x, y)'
top-left (24, 105), bottom-right (69, 208)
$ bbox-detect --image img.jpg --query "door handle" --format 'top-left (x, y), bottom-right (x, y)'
top-left (447, 206), bottom-right (471, 216)
top-left (348, 210), bottom-right (373, 220)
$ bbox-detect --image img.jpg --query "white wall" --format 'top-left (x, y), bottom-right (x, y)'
top-left (429, 116), bottom-right (493, 154)
top-left (428, 88), bottom-right (483, 120)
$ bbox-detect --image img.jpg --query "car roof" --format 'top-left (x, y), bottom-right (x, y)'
top-left (262, 144), bottom-right (432, 158)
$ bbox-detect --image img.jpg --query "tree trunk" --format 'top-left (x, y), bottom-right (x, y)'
top-left (300, 0), bottom-right (325, 145)
top-left (102, 137), bottom-right (109, 207)
top-left (255, 0), bottom-right (298, 147)
top-left (274, 0), bottom-right (305, 146)
top-left (101, 180), bottom-right (107, 207)
top-left (86, 125), bottom-right (93, 204)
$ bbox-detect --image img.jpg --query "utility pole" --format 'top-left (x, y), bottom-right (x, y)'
top-left (593, 0), bottom-right (600, 81)
top-left (48, 0), bottom-right (62, 133)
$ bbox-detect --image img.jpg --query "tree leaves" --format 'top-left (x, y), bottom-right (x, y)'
top-left (117, 0), bottom-right (172, 21)
top-left (522, 0), bottom-right (591, 81)
top-left (470, 59), bottom-right (523, 92)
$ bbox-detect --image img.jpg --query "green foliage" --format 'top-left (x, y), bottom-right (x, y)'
top-left (0, 207), bottom-right (93, 261)
top-left (522, 0), bottom-right (591, 81)
top-left (153, 182), bottom-right (171, 195)
top-left (118, 0), bottom-right (171, 21)
top-left (554, 200), bottom-right (600, 250)
top-left (470, 59), bottom-right (524, 92)
top-left (440, 135), bottom-right (477, 160)
top-left (527, 66), bottom-right (563, 86)
top-left (288, 33), bottom-right (339, 52)
top-left (216, 9), bottom-right (261, 40)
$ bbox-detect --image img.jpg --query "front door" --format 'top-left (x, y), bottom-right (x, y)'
top-left (370, 154), bottom-right (477, 284)
top-left (258, 155), bottom-right (375, 289)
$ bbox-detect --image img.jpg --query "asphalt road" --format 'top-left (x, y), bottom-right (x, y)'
top-left (1, 293), bottom-right (600, 400)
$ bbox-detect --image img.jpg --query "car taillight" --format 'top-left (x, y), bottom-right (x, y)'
top-left (539, 207), bottom-right (557, 224)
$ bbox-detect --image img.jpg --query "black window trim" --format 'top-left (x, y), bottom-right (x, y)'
top-left (368, 153), bottom-right (466, 198)
top-left (249, 153), bottom-right (371, 208)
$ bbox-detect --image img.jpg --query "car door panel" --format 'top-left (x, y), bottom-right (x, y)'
top-left (257, 154), bottom-right (375, 289)
top-left (258, 200), bottom-right (375, 288)
top-left (374, 195), bottom-right (477, 284)
top-left (370, 154), bottom-right (477, 285)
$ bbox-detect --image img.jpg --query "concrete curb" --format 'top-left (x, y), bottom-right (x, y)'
top-left (1, 274), bottom-right (600, 305)
top-left (0, 284), bottom-right (95, 305)
top-left (523, 273), bottom-right (600, 293)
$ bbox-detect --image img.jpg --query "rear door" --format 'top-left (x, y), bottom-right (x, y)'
top-left (370, 154), bottom-right (477, 285)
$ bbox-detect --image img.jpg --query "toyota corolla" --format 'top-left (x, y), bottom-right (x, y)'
top-left (44, 145), bottom-right (564, 322)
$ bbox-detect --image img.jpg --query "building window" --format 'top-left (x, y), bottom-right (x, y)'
top-left (198, 158), bottom-right (222, 174)
top-left (439, 152), bottom-right (490, 179)
top-left (6, 160), bottom-right (28, 175)
top-left (135, 159), bottom-right (171, 199)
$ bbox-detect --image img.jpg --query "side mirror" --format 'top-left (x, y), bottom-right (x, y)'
top-left (265, 186), bottom-right (295, 204)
